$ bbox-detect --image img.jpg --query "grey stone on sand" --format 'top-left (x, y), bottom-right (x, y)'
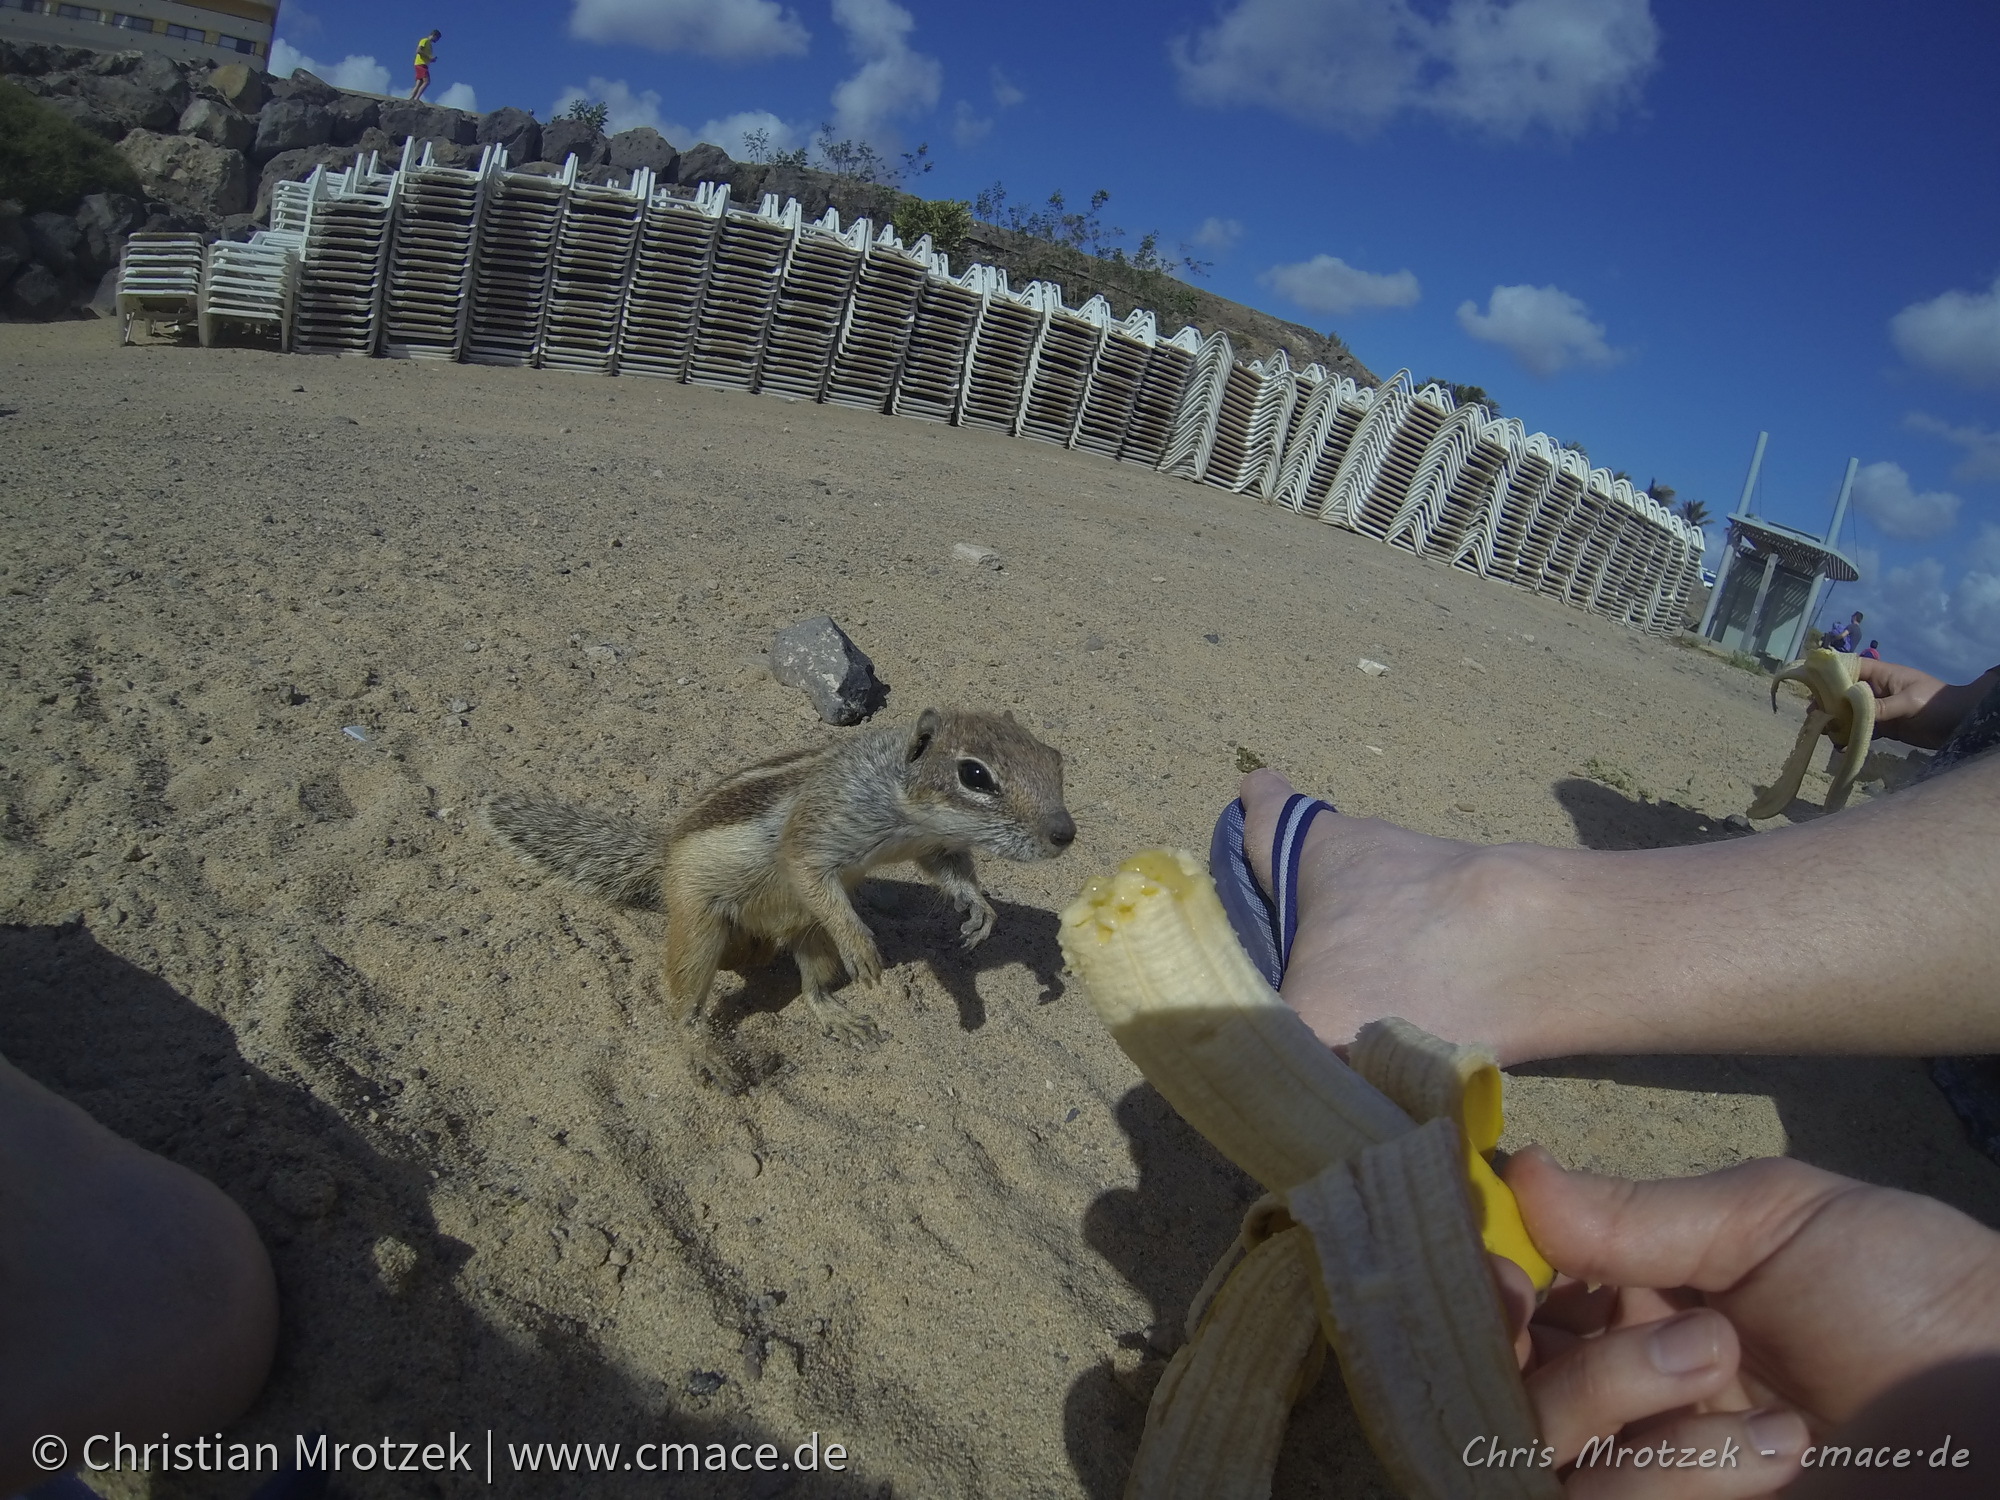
top-left (769, 616), bottom-right (885, 725)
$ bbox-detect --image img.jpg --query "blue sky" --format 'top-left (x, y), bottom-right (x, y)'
top-left (271, 0), bottom-right (2000, 681)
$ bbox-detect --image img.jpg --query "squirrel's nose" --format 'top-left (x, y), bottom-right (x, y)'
top-left (1048, 810), bottom-right (1076, 847)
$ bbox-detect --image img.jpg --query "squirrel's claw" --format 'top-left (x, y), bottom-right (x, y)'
top-left (960, 901), bottom-right (996, 948)
top-left (807, 992), bottom-right (883, 1048)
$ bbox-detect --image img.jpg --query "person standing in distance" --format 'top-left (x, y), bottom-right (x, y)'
top-left (410, 29), bottom-right (441, 101)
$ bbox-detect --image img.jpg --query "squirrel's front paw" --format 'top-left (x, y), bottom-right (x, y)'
top-left (841, 939), bottom-right (884, 988)
top-left (959, 900), bottom-right (995, 949)
top-left (807, 992), bottom-right (883, 1048)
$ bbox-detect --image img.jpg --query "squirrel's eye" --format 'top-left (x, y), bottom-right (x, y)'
top-left (957, 760), bottom-right (997, 794)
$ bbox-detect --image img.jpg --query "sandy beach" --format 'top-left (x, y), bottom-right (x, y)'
top-left (3, 317), bottom-right (1996, 1499)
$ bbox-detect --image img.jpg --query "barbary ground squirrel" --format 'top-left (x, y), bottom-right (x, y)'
top-left (484, 708), bottom-right (1076, 1044)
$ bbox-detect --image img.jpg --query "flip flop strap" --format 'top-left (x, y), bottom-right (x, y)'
top-left (1273, 793), bottom-right (1330, 971)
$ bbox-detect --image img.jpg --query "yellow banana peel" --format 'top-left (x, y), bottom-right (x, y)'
top-left (1749, 647), bottom-right (1876, 818)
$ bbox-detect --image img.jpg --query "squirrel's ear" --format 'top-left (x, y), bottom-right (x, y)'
top-left (1002, 709), bottom-right (1016, 723)
top-left (907, 708), bottom-right (940, 762)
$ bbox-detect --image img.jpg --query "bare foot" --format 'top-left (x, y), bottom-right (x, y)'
top-left (1238, 768), bottom-right (1568, 1065)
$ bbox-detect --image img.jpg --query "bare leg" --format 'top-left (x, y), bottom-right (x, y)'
top-left (1238, 750), bottom-right (2000, 1065)
top-left (0, 1056), bottom-right (277, 1495)
top-left (916, 848), bottom-right (995, 947)
top-left (793, 929), bottom-right (881, 1046)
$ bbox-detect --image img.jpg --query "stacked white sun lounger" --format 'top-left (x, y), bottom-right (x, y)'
top-left (687, 193), bottom-right (797, 390)
top-left (114, 232), bottom-right (204, 344)
top-left (758, 208), bottom-right (867, 401)
top-left (209, 153), bottom-right (1707, 637)
top-left (616, 181), bottom-right (726, 380)
top-left (540, 167), bottom-right (651, 375)
top-left (198, 231), bottom-right (301, 349)
top-left (464, 156), bottom-right (571, 367)
top-left (291, 159), bottom-right (397, 356)
top-left (889, 263), bottom-right (996, 423)
top-left (381, 141), bottom-right (498, 361)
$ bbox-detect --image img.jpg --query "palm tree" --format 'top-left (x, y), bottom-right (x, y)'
top-left (1675, 498), bottom-right (1712, 527)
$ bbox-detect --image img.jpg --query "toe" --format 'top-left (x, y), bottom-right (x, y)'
top-left (1237, 767), bottom-right (1300, 899)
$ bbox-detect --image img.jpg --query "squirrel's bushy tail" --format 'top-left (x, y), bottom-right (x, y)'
top-left (483, 795), bottom-right (662, 908)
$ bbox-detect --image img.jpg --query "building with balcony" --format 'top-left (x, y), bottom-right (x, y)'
top-left (0, 0), bottom-right (276, 69)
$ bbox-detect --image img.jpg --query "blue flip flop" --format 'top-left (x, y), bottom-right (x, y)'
top-left (1209, 792), bottom-right (1334, 990)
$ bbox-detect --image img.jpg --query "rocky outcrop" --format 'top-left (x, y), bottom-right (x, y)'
top-left (205, 62), bottom-right (269, 114)
top-left (116, 129), bottom-right (248, 219)
top-left (477, 106), bottom-right (540, 165)
top-left (252, 99), bottom-right (334, 163)
top-left (540, 118), bottom-right (608, 168)
top-left (329, 95), bottom-right (379, 146)
top-left (378, 100), bottom-right (476, 146)
top-left (607, 127), bottom-right (677, 176)
top-left (178, 97), bottom-right (252, 153)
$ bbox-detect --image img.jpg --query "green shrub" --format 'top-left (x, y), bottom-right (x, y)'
top-left (0, 82), bottom-right (142, 213)
top-left (892, 195), bottom-right (972, 258)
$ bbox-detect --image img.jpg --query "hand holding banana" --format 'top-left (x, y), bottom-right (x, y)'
top-left (1060, 849), bottom-right (1559, 1500)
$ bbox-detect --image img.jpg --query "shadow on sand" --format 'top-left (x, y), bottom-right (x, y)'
top-left (1, 921), bottom-right (882, 1500)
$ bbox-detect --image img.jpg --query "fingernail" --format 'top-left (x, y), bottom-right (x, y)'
top-left (1745, 1407), bottom-right (1808, 1458)
top-left (1647, 1310), bottom-right (1720, 1375)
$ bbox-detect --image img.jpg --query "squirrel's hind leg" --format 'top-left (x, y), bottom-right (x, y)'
top-left (793, 929), bottom-right (882, 1047)
top-left (664, 909), bottom-right (732, 1028)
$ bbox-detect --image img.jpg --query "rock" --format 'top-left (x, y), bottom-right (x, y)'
top-left (7, 262), bottom-right (64, 319)
top-left (769, 616), bottom-right (886, 725)
top-left (284, 68), bottom-right (341, 107)
top-left (412, 136), bottom-right (472, 169)
top-left (75, 192), bottom-right (141, 268)
top-left (378, 100), bottom-right (476, 145)
top-left (1357, 658), bottom-right (1390, 677)
top-left (118, 129), bottom-right (248, 219)
top-left (1723, 813), bottom-right (1754, 833)
top-left (607, 126), bottom-right (676, 175)
top-left (253, 99), bottom-right (334, 162)
top-left (38, 92), bottom-right (122, 142)
top-left (254, 145), bottom-right (358, 218)
top-left (477, 105), bottom-right (540, 164)
top-left (371, 1236), bottom-right (419, 1295)
top-left (83, 48), bottom-right (142, 76)
top-left (952, 541), bottom-right (1002, 569)
top-left (0, 239), bottom-right (21, 289)
top-left (24, 211), bottom-right (81, 274)
top-left (512, 161), bottom-right (563, 178)
top-left (353, 126), bottom-right (400, 159)
top-left (674, 141), bottom-right (736, 188)
top-left (574, 163), bottom-right (627, 187)
top-left (328, 94), bottom-right (379, 145)
top-left (539, 117), bottom-right (609, 167)
top-left (177, 96), bottom-right (252, 153)
top-left (204, 62), bottom-right (268, 114)
top-left (81, 74), bottom-right (178, 130)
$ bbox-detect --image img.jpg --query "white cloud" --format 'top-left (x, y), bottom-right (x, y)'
top-left (1172, 0), bottom-right (1659, 139)
top-left (269, 38), bottom-right (392, 95)
top-left (1849, 460), bottom-right (1961, 541)
top-left (1906, 412), bottom-right (2000, 485)
top-left (1261, 254), bottom-right (1419, 315)
top-left (828, 0), bottom-right (942, 142)
top-left (1192, 217), bottom-right (1245, 253)
top-left (1456, 283), bottom-right (1620, 376)
top-left (951, 100), bottom-right (991, 146)
top-left (989, 66), bottom-right (1025, 108)
top-left (1890, 275), bottom-right (2000, 388)
top-left (436, 82), bottom-right (478, 112)
top-left (554, 78), bottom-right (669, 135)
top-left (1850, 533), bottom-right (2000, 680)
top-left (568, 0), bottom-right (809, 59)
top-left (551, 81), bottom-right (800, 156)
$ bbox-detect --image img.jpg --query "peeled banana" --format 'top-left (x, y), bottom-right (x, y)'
top-left (1060, 850), bottom-right (1559, 1500)
top-left (1748, 647), bottom-right (1876, 818)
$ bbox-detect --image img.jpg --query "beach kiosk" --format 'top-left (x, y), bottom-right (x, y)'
top-left (1698, 436), bottom-right (1860, 665)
